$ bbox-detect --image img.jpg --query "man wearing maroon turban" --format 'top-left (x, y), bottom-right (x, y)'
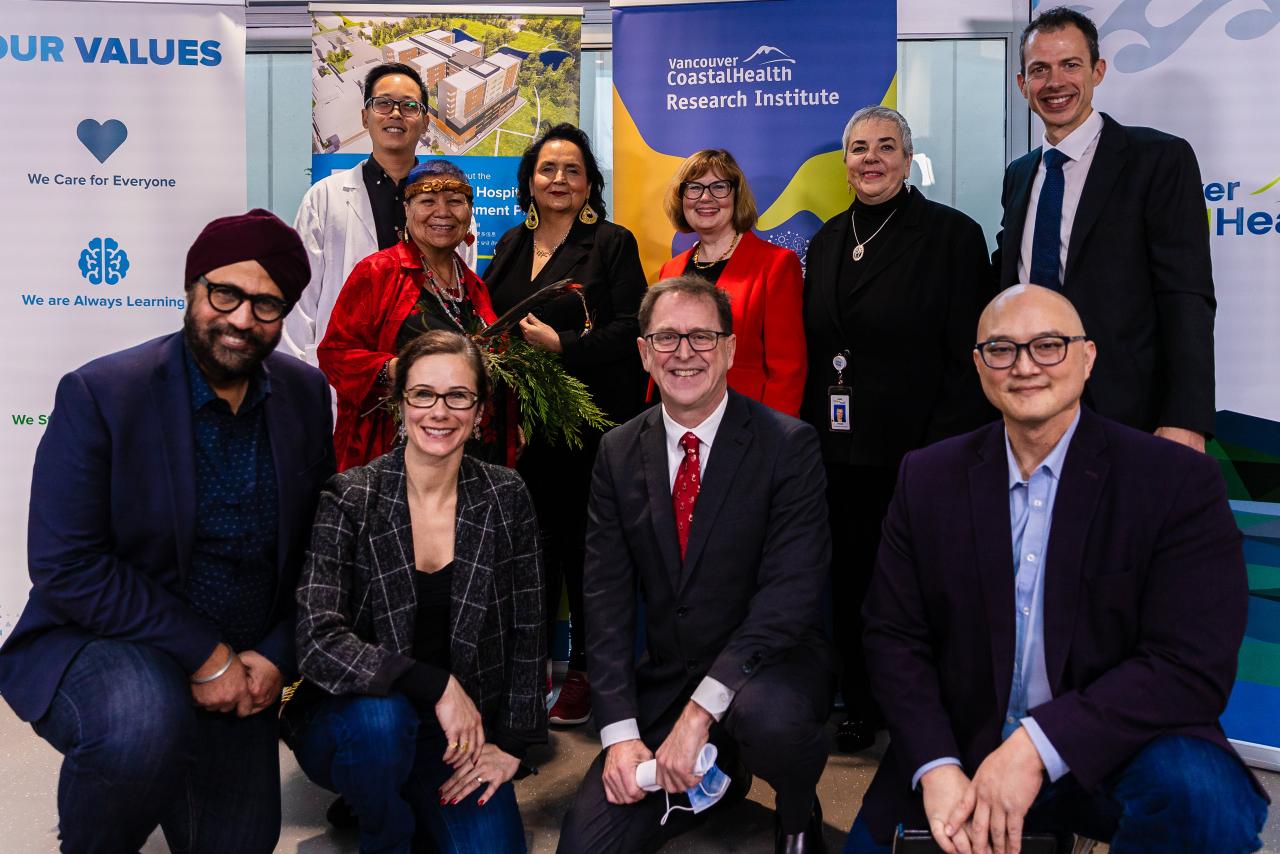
top-left (0, 209), bottom-right (336, 853)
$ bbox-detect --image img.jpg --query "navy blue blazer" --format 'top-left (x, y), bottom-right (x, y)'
top-left (859, 407), bottom-right (1257, 842)
top-left (0, 332), bottom-right (334, 722)
top-left (993, 113), bottom-right (1216, 436)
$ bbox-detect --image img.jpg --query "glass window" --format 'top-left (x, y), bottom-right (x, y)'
top-left (245, 52), bottom-right (312, 221)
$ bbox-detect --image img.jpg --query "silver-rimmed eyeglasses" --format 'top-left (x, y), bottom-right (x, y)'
top-left (403, 387), bottom-right (479, 409)
top-left (644, 330), bottom-right (728, 352)
top-left (365, 96), bottom-right (424, 118)
top-left (975, 335), bottom-right (1089, 369)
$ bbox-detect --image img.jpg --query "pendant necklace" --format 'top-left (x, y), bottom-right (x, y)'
top-left (534, 227), bottom-right (570, 259)
top-left (850, 209), bottom-right (896, 262)
top-left (423, 256), bottom-right (467, 331)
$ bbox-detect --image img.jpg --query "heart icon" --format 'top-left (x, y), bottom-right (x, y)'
top-left (77, 119), bottom-right (128, 164)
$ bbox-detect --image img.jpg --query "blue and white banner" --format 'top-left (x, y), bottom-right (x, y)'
top-left (1056, 0), bottom-right (1280, 768)
top-left (0, 0), bottom-right (246, 634)
top-left (611, 0), bottom-right (897, 279)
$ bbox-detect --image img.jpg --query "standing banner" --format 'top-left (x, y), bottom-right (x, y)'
top-left (308, 4), bottom-right (582, 264)
top-left (612, 0), bottom-right (897, 280)
top-left (0, 0), bottom-right (247, 638)
top-left (1063, 0), bottom-right (1280, 769)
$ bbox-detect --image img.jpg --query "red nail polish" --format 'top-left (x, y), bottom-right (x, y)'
top-left (479, 798), bottom-right (487, 806)
top-left (439, 798), bottom-right (446, 806)
top-left (452, 798), bottom-right (459, 805)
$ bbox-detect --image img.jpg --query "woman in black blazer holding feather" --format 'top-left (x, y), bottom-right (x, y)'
top-left (287, 330), bottom-right (545, 854)
top-left (802, 106), bottom-right (994, 754)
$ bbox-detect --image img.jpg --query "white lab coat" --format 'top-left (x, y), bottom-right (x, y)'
top-left (284, 160), bottom-right (479, 365)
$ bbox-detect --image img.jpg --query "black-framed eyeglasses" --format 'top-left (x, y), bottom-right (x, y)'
top-left (644, 330), bottom-right (728, 352)
top-left (681, 180), bottom-right (735, 201)
top-left (199, 277), bottom-right (287, 323)
top-left (403, 387), bottom-right (479, 410)
top-left (365, 95), bottom-right (424, 118)
top-left (974, 335), bottom-right (1089, 369)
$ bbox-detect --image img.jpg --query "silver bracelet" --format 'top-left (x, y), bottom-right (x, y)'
top-left (191, 647), bottom-right (235, 684)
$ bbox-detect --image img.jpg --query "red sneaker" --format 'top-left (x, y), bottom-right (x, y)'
top-left (549, 669), bottom-right (592, 726)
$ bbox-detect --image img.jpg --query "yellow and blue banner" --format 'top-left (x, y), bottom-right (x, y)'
top-left (611, 0), bottom-right (897, 279)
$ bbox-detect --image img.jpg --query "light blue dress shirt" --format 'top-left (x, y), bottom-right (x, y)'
top-left (912, 410), bottom-right (1079, 789)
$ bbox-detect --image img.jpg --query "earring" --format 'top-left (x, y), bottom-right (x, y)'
top-left (524, 202), bottom-right (539, 230)
top-left (578, 202), bottom-right (598, 225)
top-left (472, 418), bottom-right (483, 440)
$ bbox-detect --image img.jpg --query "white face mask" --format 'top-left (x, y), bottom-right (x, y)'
top-left (635, 743), bottom-right (733, 826)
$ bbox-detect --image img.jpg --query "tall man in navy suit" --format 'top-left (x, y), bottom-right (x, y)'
top-left (559, 275), bottom-right (834, 854)
top-left (844, 285), bottom-right (1266, 854)
top-left (0, 210), bottom-right (335, 853)
top-left (994, 7), bottom-right (1215, 452)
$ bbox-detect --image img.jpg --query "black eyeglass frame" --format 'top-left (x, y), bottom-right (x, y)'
top-left (402, 387), bottom-right (480, 410)
top-left (680, 180), bottom-right (736, 201)
top-left (974, 334), bottom-right (1089, 369)
top-left (644, 330), bottom-right (729, 353)
top-left (199, 277), bottom-right (288, 323)
top-left (364, 95), bottom-right (425, 118)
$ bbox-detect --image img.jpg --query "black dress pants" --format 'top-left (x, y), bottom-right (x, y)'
top-left (557, 645), bottom-right (833, 853)
top-left (824, 462), bottom-right (899, 721)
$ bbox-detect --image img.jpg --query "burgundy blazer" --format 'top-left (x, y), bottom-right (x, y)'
top-left (858, 407), bottom-right (1259, 842)
top-left (660, 231), bottom-right (806, 417)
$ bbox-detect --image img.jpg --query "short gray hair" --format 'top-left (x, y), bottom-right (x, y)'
top-left (638, 275), bottom-right (733, 336)
top-left (841, 105), bottom-right (913, 160)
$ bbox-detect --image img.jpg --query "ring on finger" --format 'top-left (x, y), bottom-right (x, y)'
top-left (475, 775), bottom-right (484, 784)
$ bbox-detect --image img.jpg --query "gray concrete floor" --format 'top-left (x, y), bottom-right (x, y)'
top-left (1, 701), bottom-right (1276, 853)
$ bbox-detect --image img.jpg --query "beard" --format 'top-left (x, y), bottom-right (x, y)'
top-left (183, 306), bottom-right (280, 385)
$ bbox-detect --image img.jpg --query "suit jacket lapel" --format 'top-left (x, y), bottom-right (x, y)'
top-left (540, 222), bottom-right (592, 286)
top-left (1065, 115), bottom-right (1125, 283)
top-left (640, 409), bottom-right (682, 592)
top-left (449, 459), bottom-right (493, 680)
top-left (1003, 154), bottom-right (1039, 285)
top-left (376, 455), bottom-right (419, 654)
top-left (1043, 410), bottom-right (1108, 689)
top-left (346, 163), bottom-right (376, 246)
top-left (151, 334), bottom-right (197, 580)
top-left (681, 394), bottom-right (752, 593)
top-left (262, 360), bottom-right (300, 582)
top-left (968, 423), bottom-right (1016, 719)
top-left (814, 206), bottom-right (851, 329)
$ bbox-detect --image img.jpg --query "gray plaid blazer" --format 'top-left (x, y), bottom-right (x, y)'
top-left (296, 448), bottom-right (546, 749)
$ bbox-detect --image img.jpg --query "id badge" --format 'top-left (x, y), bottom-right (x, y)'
top-left (828, 385), bottom-right (851, 432)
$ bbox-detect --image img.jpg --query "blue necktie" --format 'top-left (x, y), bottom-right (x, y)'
top-left (1029, 148), bottom-right (1069, 290)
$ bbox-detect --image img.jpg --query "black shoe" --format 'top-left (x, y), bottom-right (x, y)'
top-left (775, 798), bottom-right (826, 854)
top-left (326, 795), bottom-right (358, 830)
top-left (835, 717), bottom-right (876, 753)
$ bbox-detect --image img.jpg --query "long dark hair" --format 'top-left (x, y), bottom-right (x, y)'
top-left (516, 123), bottom-right (608, 219)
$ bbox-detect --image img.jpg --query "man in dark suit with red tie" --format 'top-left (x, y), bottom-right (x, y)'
top-left (993, 7), bottom-right (1215, 452)
top-left (844, 285), bottom-right (1266, 854)
top-left (558, 275), bottom-right (834, 854)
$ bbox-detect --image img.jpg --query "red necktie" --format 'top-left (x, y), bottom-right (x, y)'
top-left (673, 431), bottom-right (701, 559)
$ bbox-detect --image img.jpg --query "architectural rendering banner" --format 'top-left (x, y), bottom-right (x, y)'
top-left (308, 4), bottom-right (583, 263)
top-left (0, 0), bottom-right (247, 637)
top-left (611, 0), bottom-right (897, 279)
top-left (1043, 0), bottom-right (1280, 767)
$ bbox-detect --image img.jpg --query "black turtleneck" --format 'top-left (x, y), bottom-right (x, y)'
top-left (838, 184), bottom-right (911, 311)
top-left (362, 155), bottom-right (409, 250)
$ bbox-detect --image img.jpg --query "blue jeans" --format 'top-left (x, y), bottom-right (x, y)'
top-left (284, 691), bottom-right (526, 854)
top-left (31, 639), bottom-right (282, 854)
top-left (843, 736), bottom-right (1267, 854)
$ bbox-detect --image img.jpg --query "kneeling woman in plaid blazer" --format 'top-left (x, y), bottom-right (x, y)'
top-left (288, 330), bottom-right (546, 854)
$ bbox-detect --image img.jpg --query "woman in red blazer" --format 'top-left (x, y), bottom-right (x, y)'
top-left (319, 161), bottom-right (496, 471)
top-left (658, 149), bottom-right (806, 416)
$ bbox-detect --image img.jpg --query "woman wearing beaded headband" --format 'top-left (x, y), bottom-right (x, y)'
top-left (658, 148), bottom-right (807, 417)
top-left (319, 160), bottom-right (497, 472)
top-left (801, 105), bottom-right (994, 756)
top-left (483, 124), bottom-right (648, 728)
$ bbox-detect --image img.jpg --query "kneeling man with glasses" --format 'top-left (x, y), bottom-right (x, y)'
top-left (559, 275), bottom-right (835, 854)
top-left (0, 210), bottom-right (334, 852)
top-left (846, 284), bottom-right (1268, 854)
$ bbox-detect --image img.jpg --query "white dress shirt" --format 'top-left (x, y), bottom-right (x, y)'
top-left (599, 392), bottom-right (736, 750)
top-left (1017, 109), bottom-right (1105, 286)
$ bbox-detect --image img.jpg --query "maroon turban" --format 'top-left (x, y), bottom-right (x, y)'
top-left (184, 208), bottom-right (310, 306)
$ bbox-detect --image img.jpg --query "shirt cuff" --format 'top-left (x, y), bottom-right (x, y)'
top-left (690, 676), bottom-right (735, 721)
top-left (600, 718), bottom-right (641, 750)
top-left (1021, 717), bottom-right (1069, 782)
top-left (912, 757), bottom-right (963, 791)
